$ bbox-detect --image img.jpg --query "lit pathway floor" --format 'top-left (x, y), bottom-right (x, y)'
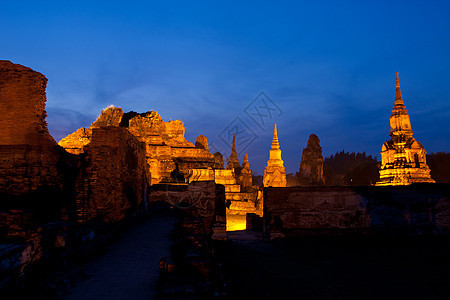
top-left (64, 210), bottom-right (177, 300)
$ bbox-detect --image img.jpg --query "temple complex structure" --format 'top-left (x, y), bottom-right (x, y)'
top-left (263, 124), bottom-right (287, 187)
top-left (188, 146), bottom-right (262, 230)
top-left (376, 73), bottom-right (435, 186)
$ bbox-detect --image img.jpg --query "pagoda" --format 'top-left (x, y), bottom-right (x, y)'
top-left (263, 124), bottom-right (287, 187)
top-left (376, 73), bottom-right (435, 186)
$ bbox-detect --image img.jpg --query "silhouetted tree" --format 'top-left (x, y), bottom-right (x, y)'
top-left (324, 151), bottom-right (378, 186)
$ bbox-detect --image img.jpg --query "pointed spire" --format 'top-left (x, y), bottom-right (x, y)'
top-left (226, 134), bottom-right (241, 169)
top-left (264, 123), bottom-right (286, 187)
top-left (242, 153), bottom-right (249, 169)
top-left (394, 72), bottom-right (404, 107)
top-left (231, 134), bottom-right (237, 155)
top-left (271, 123), bottom-right (280, 149)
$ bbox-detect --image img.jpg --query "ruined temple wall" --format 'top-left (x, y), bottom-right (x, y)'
top-left (264, 187), bottom-right (370, 237)
top-left (75, 127), bottom-right (148, 223)
top-left (264, 185), bottom-right (450, 238)
top-left (228, 198), bottom-right (261, 215)
top-left (0, 61), bottom-right (55, 146)
top-left (0, 145), bottom-right (63, 194)
top-left (58, 128), bottom-right (92, 154)
top-left (170, 147), bottom-right (213, 157)
top-left (148, 181), bottom-right (227, 239)
top-left (0, 61), bottom-right (65, 194)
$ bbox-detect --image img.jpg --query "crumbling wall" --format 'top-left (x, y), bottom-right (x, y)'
top-left (58, 128), bottom-right (92, 155)
top-left (0, 61), bottom-right (65, 194)
top-left (0, 61), bottom-right (55, 146)
top-left (75, 127), bottom-right (148, 223)
top-left (148, 181), bottom-right (226, 239)
top-left (297, 134), bottom-right (324, 186)
top-left (60, 108), bottom-right (220, 185)
top-left (264, 185), bottom-right (450, 238)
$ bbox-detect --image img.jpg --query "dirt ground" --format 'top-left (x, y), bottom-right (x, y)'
top-left (217, 231), bottom-right (450, 299)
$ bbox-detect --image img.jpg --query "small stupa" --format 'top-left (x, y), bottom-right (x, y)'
top-left (376, 73), bottom-right (435, 186)
top-left (238, 153), bottom-right (253, 190)
top-left (263, 124), bottom-right (287, 187)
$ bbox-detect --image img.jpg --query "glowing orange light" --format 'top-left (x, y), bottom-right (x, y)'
top-left (226, 213), bottom-right (246, 231)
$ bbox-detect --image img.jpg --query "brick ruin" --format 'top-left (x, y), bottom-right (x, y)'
top-left (297, 134), bottom-right (325, 186)
top-left (264, 185), bottom-right (450, 238)
top-left (60, 106), bottom-right (222, 185)
top-left (187, 137), bottom-right (263, 230)
top-left (0, 60), bottom-right (63, 195)
top-left (1, 61), bottom-right (450, 294)
top-left (0, 62), bottom-right (226, 287)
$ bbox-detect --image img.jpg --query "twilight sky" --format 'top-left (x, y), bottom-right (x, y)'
top-left (1, 1), bottom-right (450, 174)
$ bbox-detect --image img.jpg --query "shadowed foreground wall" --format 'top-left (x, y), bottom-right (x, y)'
top-left (264, 185), bottom-right (450, 238)
top-left (148, 181), bottom-right (227, 240)
top-left (0, 60), bottom-right (63, 194)
top-left (0, 63), bottom-right (150, 285)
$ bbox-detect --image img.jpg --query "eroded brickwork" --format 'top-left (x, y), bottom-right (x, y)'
top-left (264, 185), bottom-right (450, 238)
top-left (59, 107), bottom-right (220, 185)
top-left (148, 181), bottom-right (227, 239)
top-left (0, 60), bottom-right (55, 146)
top-left (0, 61), bottom-right (63, 194)
top-left (298, 134), bottom-right (324, 186)
top-left (75, 127), bottom-right (148, 223)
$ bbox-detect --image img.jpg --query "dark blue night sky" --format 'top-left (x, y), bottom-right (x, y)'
top-left (2, 1), bottom-right (450, 174)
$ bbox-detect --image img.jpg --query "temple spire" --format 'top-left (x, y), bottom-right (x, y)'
top-left (231, 135), bottom-right (237, 155)
top-left (394, 72), bottom-right (404, 108)
top-left (263, 123), bottom-right (286, 187)
top-left (271, 123), bottom-right (280, 149)
top-left (243, 153), bottom-right (249, 168)
top-left (226, 134), bottom-right (241, 169)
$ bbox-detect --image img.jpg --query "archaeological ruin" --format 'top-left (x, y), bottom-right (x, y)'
top-left (0, 61), bottom-right (449, 298)
top-left (297, 134), bottom-right (325, 186)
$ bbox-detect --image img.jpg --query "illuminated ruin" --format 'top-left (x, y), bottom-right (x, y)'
top-left (59, 106), bottom-right (221, 185)
top-left (376, 73), bottom-right (435, 186)
top-left (263, 124), bottom-right (287, 187)
top-left (188, 146), bottom-right (262, 231)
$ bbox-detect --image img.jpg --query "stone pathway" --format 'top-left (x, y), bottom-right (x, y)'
top-left (64, 210), bottom-right (177, 300)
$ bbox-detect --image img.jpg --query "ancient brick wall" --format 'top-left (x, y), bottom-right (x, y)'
top-left (264, 185), bottom-right (450, 238)
top-left (75, 127), bottom-right (148, 223)
top-left (148, 181), bottom-right (227, 239)
top-left (0, 61), bottom-right (65, 194)
top-left (0, 145), bottom-right (63, 194)
top-left (0, 61), bottom-right (55, 146)
top-left (58, 128), bottom-right (92, 155)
